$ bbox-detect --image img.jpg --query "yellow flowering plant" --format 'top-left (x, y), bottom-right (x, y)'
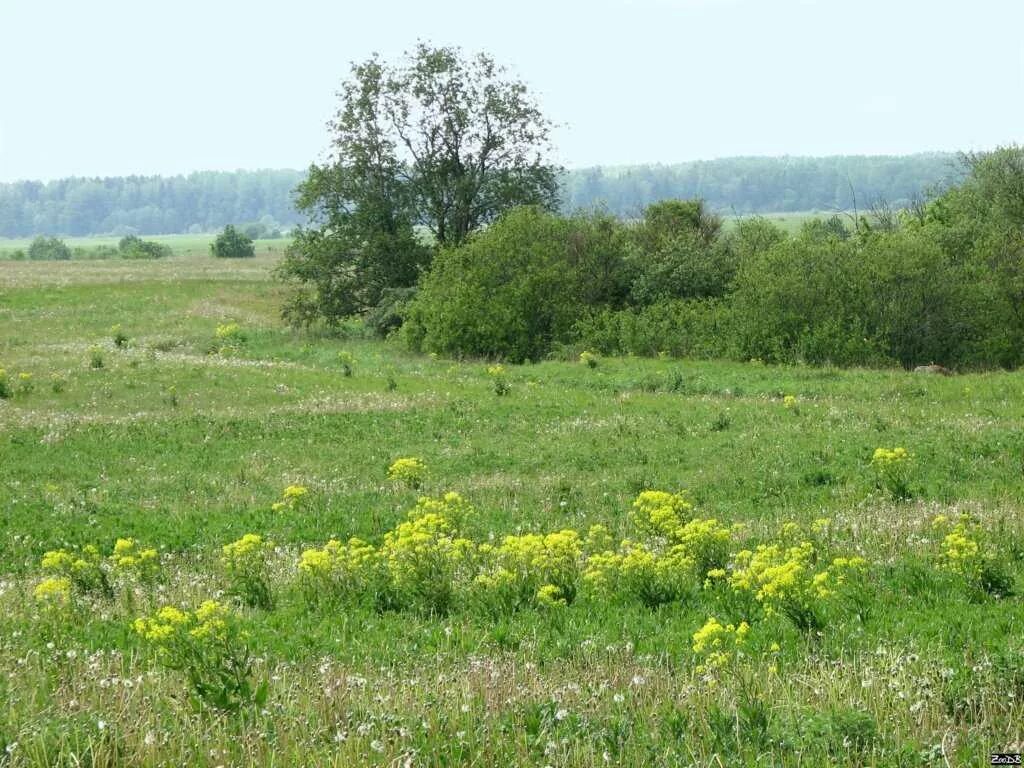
top-left (381, 508), bottom-right (475, 615)
top-left (871, 446), bottom-right (912, 499)
top-left (221, 534), bottom-right (275, 610)
top-left (486, 364), bottom-right (511, 396)
top-left (33, 576), bottom-right (73, 609)
top-left (271, 484), bottom-right (310, 512)
top-left (579, 350), bottom-right (599, 368)
top-left (933, 515), bottom-right (1013, 599)
top-left (629, 490), bottom-right (694, 540)
top-left (297, 536), bottom-right (383, 607)
top-left (134, 600), bottom-right (266, 711)
top-left (728, 538), bottom-right (868, 631)
top-left (583, 539), bottom-right (698, 608)
top-left (40, 545), bottom-right (111, 598)
top-left (473, 530), bottom-right (582, 613)
top-left (337, 350), bottom-right (355, 377)
top-left (388, 457), bottom-right (427, 489)
top-left (109, 537), bottom-right (160, 588)
top-left (692, 617), bottom-right (750, 673)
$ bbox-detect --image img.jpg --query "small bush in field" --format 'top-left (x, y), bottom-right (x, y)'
top-left (210, 225), bottom-right (255, 259)
top-left (89, 346), bottom-right (105, 369)
top-left (111, 325), bottom-right (129, 348)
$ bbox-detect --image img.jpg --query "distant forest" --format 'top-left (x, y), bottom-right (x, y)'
top-left (0, 154), bottom-right (962, 237)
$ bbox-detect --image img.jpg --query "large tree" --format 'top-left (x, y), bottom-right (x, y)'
top-left (277, 43), bottom-right (560, 327)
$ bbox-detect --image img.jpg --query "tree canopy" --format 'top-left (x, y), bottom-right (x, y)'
top-left (277, 43), bottom-right (560, 326)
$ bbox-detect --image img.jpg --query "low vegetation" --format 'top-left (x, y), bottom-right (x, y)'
top-left (1, 253), bottom-right (1023, 764)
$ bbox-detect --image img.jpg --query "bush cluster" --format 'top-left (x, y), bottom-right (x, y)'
top-left (401, 146), bottom-right (1024, 369)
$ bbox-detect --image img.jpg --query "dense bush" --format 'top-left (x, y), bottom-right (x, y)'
top-left (405, 207), bottom-right (632, 362)
top-left (27, 236), bottom-right (71, 261)
top-left (728, 230), bottom-right (1001, 367)
top-left (118, 235), bottom-right (172, 260)
top-left (210, 225), bottom-right (255, 259)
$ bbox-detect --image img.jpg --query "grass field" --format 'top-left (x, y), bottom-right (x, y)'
top-left (1, 254), bottom-right (1023, 766)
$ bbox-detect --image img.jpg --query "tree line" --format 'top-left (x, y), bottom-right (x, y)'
top-left (0, 158), bottom-right (961, 238)
top-left (0, 170), bottom-right (305, 237)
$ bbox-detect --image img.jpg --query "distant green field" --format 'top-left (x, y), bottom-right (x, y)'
top-left (1, 254), bottom-right (1022, 765)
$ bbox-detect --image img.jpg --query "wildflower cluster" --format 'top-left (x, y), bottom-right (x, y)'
top-left (783, 394), bottom-right (797, 410)
top-left (110, 538), bottom-right (160, 586)
top-left (487, 364), bottom-right (510, 396)
top-left (134, 601), bottom-right (264, 710)
top-left (871, 446), bottom-right (912, 499)
top-left (692, 617), bottom-right (750, 673)
top-left (475, 530), bottom-right (582, 612)
top-left (298, 537), bottom-right (382, 606)
top-left (16, 371), bottom-right (33, 394)
top-left (110, 324), bottom-right (129, 348)
top-left (39, 545), bottom-right (110, 598)
top-left (33, 577), bottom-right (72, 609)
top-left (272, 484), bottom-right (309, 512)
top-left (728, 535), bottom-right (866, 631)
top-left (381, 503), bottom-right (476, 614)
top-left (34, 540), bottom-right (163, 607)
top-left (933, 514), bottom-right (1013, 598)
top-left (221, 534), bottom-right (275, 609)
top-left (388, 457), bottom-right (426, 489)
top-left (579, 350), bottom-right (599, 368)
top-left (214, 322), bottom-right (245, 352)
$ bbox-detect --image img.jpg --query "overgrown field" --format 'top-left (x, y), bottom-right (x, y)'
top-left (1, 255), bottom-right (1023, 766)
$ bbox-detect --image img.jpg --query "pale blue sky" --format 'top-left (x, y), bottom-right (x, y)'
top-left (1, 0), bottom-right (1021, 181)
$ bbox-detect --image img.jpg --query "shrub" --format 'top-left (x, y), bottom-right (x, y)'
top-left (0, 369), bottom-right (10, 399)
top-left (118, 235), bottom-right (171, 260)
top-left (27, 236), bottom-right (71, 261)
top-left (210, 225), bottom-right (255, 258)
top-left (405, 207), bottom-right (632, 362)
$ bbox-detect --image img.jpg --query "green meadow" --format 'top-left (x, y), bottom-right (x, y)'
top-left (1, 254), bottom-right (1022, 766)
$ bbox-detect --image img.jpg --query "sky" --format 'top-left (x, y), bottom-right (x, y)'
top-left (1, 0), bottom-right (1022, 182)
